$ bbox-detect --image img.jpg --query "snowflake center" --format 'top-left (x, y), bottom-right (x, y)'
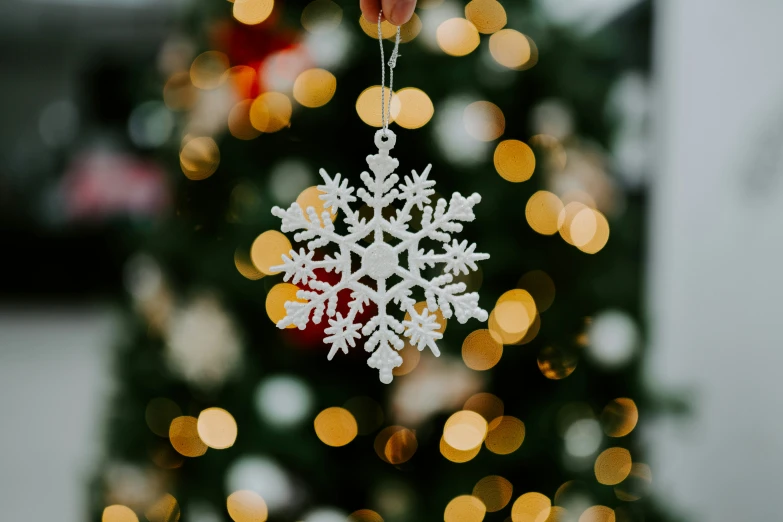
top-left (362, 242), bottom-right (398, 280)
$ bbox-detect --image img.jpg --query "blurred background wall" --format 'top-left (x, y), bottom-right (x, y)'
top-left (647, 1), bottom-right (783, 520)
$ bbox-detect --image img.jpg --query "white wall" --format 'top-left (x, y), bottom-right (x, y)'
top-left (0, 308), bottom-right (115, 522)
top-left (648, 1), bottom-right (783, 520)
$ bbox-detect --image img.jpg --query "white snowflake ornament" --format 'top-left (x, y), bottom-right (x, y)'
top-left (271, 129), bottom-right (489, 383)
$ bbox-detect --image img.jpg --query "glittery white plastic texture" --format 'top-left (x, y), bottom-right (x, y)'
top-left (271, 129), bottom-right (489, 383)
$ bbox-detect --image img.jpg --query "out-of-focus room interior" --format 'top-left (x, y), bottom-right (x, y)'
top-left (1, 0), bottom-right (781, 521)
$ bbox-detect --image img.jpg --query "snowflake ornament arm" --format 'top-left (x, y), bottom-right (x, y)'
top-left (270, 129), bottom-right (489, 383)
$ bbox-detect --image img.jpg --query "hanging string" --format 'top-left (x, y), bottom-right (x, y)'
top-left (378, 11), bottom-right (402, 136)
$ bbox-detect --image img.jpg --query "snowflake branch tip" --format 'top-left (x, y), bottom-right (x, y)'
top-left (269, 129), bottom-right (490, 383)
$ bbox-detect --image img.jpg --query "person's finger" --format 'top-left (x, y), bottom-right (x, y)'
top-left (383, 0), bottom-right (417, 26)
top-left (360, 0), bottom-right (384, 23)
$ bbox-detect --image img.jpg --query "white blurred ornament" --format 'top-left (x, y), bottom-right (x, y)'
top-left (39, 99), bottom-right (79, 149)
top-left (536, 0), bottom-right (641, 36)
top-left (129, 101), bottom-right (175, 149)
top-left (104, 463), bottom-right (163, 512)
top-left (419, 1), bottom-right (462, 52)
top-left (260, 45), bottom-right (314, 93)
top-left (268, 160), bottom-right (314, 205)
top-left (187, 501), bottom-right (222, 522)
top-left (607, 71), bottom-right (651, 188)
top-left (183, 83), bottom-right (237, 139)
top-left (165, 293), bottom-right (242, 390)
top-left (304, 25), bottom-right (353, 70)
top-left (564, 418), bottom-right (602, 458)
top-left (532, 99), bottom-right (574, 141)
top-left (254, 375), bottom-right (313, 428)
top-left (225, 456), bottom-right (296, 513)
top-left (587, 309), bottom-right (639, 368)
top-left (391, 354), bottom-right (483, 426)
top-left (302, 507), bottom-right (347, 522)
top-left (548, 140), bottom-right (620, 216)
top-left (157, 35), bottom-right (196, 76)
top-left (434, 96), bottom-right (491, 167)
top-left (124, 254), bottom-right (173, 333)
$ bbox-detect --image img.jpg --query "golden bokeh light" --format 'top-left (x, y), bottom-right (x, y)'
top-left (301, 0), bottom-right (342, 33)
top-left (494, 300), bottom-right (530, 337)
top-left (359, 15), bottom-right (397, 39)
top-left (614, 463), bottom-right (652, 501)
top-left (229, 100), bottom-right (262, 141)
top-left (180, 137), bottom-right (220, 181)
top-left (462, 329), bottom-right (503, 370)
top-left (517, 270), bottom-right (555, 313)
top-left (163, 72), bottom-right (196, 111)
top-left (103, 505), bottom-right (139, 522)
top-left (145, 398), bottom-right (182, 438)
top-left (473, 475), bottom-right (513, 512)
top-left (374, 425), bottom-right (418, 465)
top-left (440, 435), bottom-right (481, 463)
top-left (398, 13), bottom-right (423, 43)
top-left (265, 283), bottom-right (305, 328)
top-left (544, 507), bottom-right (569, 522)
top-left (465, 0), bottom-right (507, 34)
top-left (145, 494), bottom-right (180, 522)
top-left (489, 29), bottom-right (530, 69)
top-left (395, 88), bottom-right (434, 130)
top-left (494, 140), bottom-right (536, 182)
top-left (464, 101), bottom-right (505, 141)
top-left (149, 443), bottom-right (184, 470)
top-left (197, 407), bottom-right (238, 450)
top-left (169, 416), bottom-right (208, 457)
top-left (517, 313), bottom-right (541, 345)
top-left (463, 392), bottom-right (504, 429)
top-left (251, 230), bottom-right (292, 275)
top-left (392, 343), bottom-right (421, 376)
top-left (569, 208), bottom-right (598, 247)
top-left (601, 398), bottom-right (638, 438)
top-left (488, 309), bottom-right (524, 345)
top-left (293, 68), bottom-right (337, 108)
top-left (314, 407), bottom-right (358, 447)
top-left (344, 395), bottom-right (384, 435)
top-left (511, 492), bottom-right (551, 522)
top-left (557, 202), bottom-right (589, 246)
top-left (297, 186), bottom-right (338, 224)
top-left (356, 86), bottom-right (401, 127)
top-left (224, 65), bottom-right (257, 100)
top-left (496, 289), bottom-right (537, 332)
top-left (578, 506), bottom-right (615, 522)
top-left (444, 410), bottom-right (488, 451)
top-left (444, 495), bottom-right (486, 522)
top-left (227, 490), bottom-right (268, 522)
top-left (190, 51), bottom-right (229, 90)
top-left (537, 346), bottom-right (578, 380)
top-left (578, 211), bottom-right (610, 254)
top-left (250, 92), bottom-right (292, 133)
top-left (436, 18), bottom-right (481, 57)
top-left (526, 191), bottom-right (565, 235)
top-left (233, 0), bottom-right (274, 25)
top-left (594, 447), bottom-right (632, 486)
top-left (349, 509), bottom-right (384, 522)
top-left (484, 416), bottom-right (525, 455)
top-left (235, 248), bottom-right (264, 280)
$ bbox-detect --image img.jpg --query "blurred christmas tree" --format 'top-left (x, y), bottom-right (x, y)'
top-left (92, 1), bottom-right (673, 522)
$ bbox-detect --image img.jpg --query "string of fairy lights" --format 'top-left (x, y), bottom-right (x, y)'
top-left (101, 0), bottom-right (636, 521)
